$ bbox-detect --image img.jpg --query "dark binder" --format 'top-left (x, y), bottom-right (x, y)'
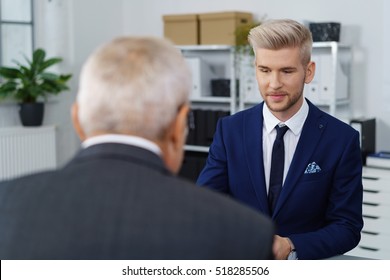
top-left (186, 109), bottom-right (196, 145)
top-left (350, 118), bottom-right (376, 165)
top-left (195, 109), bottom-right (208, 146)
top-left (205, 110), bottom-right (218, 146)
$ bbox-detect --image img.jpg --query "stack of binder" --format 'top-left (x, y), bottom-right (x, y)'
top-left (350, 118), bottom-right (376, 165)
top-left (186, 109), bottom-right (230, 146)
top-left (366, 151), bottom-right (390, 169)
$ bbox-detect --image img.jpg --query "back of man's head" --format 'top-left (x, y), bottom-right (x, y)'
top-left (76, 37), bottom-right (191, 141)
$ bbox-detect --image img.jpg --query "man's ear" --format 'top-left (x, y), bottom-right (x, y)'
top-left (162, 103), bottom-right (190, 174)
top-left (171, 104), bottom-right (190, 148)
top-left (71, 103), bottom-right (87, 141)
top-left (304, 61), bottom-right (316, 84)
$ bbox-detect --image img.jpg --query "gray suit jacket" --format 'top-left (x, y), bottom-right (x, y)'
top-left (0, 143), bottom-right (274, 259)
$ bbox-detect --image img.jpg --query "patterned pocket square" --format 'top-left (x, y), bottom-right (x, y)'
top-left (304, 162), bottom-right (322, 174)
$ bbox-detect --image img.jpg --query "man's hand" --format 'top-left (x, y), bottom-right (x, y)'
top-left (273, 235), bottom-right (292, 260)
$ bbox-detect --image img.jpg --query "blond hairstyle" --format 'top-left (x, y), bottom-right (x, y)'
top-left (248, 19), bottom-right (313, 65)
top-left (77, 37), bottom-right (191, 140)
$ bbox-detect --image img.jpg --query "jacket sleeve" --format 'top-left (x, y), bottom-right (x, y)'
top-left (196, 119), bottom-right (230, 193)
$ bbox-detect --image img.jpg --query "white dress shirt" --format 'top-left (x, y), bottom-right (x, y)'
top-left (82, 134), bottom-right (162, 156)
top-left (263, 100), bottom-right (309, 194)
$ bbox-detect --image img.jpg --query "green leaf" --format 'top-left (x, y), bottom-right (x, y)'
top-left (29, 49), bottom-right (45, 77)
top-left (0, 81), bottom-right (18, 97)
top-left (0, 67), bottom-right (21, 79)
top-left (18, 65), bottom-right (32, 78)
top-left (0, 48), bottom-right (72, 103)
top-left (41, 72), bottom-right (60, 81)
top-left (40, 58), bottom-right (63, 72)
top-left (59, 74), bottom-right (72, 82)
top-left (32, 49), bottom-right (46, 66)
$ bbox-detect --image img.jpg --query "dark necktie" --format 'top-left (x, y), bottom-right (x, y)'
top-left (268, 124), bottom-right (289, 214)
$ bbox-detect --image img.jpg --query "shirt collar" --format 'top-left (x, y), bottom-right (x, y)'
top-left (263, 99), bottom-right (309, 135)
top-left (81, 134), bottom-right (162, 156)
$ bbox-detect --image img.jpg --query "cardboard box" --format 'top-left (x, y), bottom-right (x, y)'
top-left (199, 12), bottom-right (253, 45)
top-left (163, 14), bottom-right (199, 45)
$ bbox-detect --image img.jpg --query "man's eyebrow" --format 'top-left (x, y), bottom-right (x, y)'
top-left (256, 65), bottom-right (297, 70)
top-left (280, 66), bottom-right (297, 71)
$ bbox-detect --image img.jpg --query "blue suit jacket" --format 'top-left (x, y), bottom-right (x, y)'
top-left (197, 99), bottom-right (363, 259)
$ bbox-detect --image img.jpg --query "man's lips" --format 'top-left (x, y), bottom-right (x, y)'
top-left (267, 92), bottom-right (286, 101)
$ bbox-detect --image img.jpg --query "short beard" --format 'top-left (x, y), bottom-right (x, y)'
top-left (265, 75), bottom-right (306, 113)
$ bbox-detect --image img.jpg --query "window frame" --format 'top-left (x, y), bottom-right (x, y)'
top-left (0, 0), bottom-right (34, 67)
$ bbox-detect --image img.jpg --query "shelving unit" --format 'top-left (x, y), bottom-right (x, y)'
top-left (181, 42), bottom-right (352, 118)
top-left (347, 167), bottom-right (390, 259)
top-left (238, 42), bottom-right (352, 119)
top-left (178, 45), bottom-right (237, 156)
top-left (184, 145), bottom-right (209, 153)
top-left (304, 42), bottom-right (352, 119)
top-left (178, 42), bottom-right (353, 181)
top-left (179, 45), bottom-right (237, 114)
top-left (237, 48), bottom-right (262, 111)
top-left (178, 45), bottom-right (236, 181)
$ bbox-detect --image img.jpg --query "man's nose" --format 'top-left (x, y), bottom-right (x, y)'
top-left (269, 72), bottom-right (283, 89)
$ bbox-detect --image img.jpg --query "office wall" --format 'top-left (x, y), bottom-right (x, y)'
top-left (28, 0), bottom-right (389, 166)
top-left (33, 0), bottom-right (125, 166)
top-left (33, 0), bottom-right (75, 166)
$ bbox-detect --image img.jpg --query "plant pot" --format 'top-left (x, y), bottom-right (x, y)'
top-left (19, 102), bottom-right (44, 126)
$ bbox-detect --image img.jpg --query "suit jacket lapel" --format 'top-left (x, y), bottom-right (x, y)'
top-left (243, 103), bottom-right (271, 214)
top-left (273, 100), bottom-right (327, 217)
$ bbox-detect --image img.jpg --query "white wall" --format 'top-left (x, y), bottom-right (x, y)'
top-left (34, 0), bottom-right (76, 166)
top-left (33, 0), bottom-right (125, 166)
top-left (28, 0), bottom-right (389, 165)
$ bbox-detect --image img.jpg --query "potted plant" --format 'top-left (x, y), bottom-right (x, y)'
top-left (0, 48), bottom-right (72, 126)
top-left (234, 21), bottom-right (262, 102)
top-left (234, 21), bottom-right (261, 56)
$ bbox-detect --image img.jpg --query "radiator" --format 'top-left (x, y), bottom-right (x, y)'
top-left (0, 126), bottom-right (57, 181)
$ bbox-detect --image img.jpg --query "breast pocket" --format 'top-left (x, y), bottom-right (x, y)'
top-left (300, 170), bottom-right (330, 183)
